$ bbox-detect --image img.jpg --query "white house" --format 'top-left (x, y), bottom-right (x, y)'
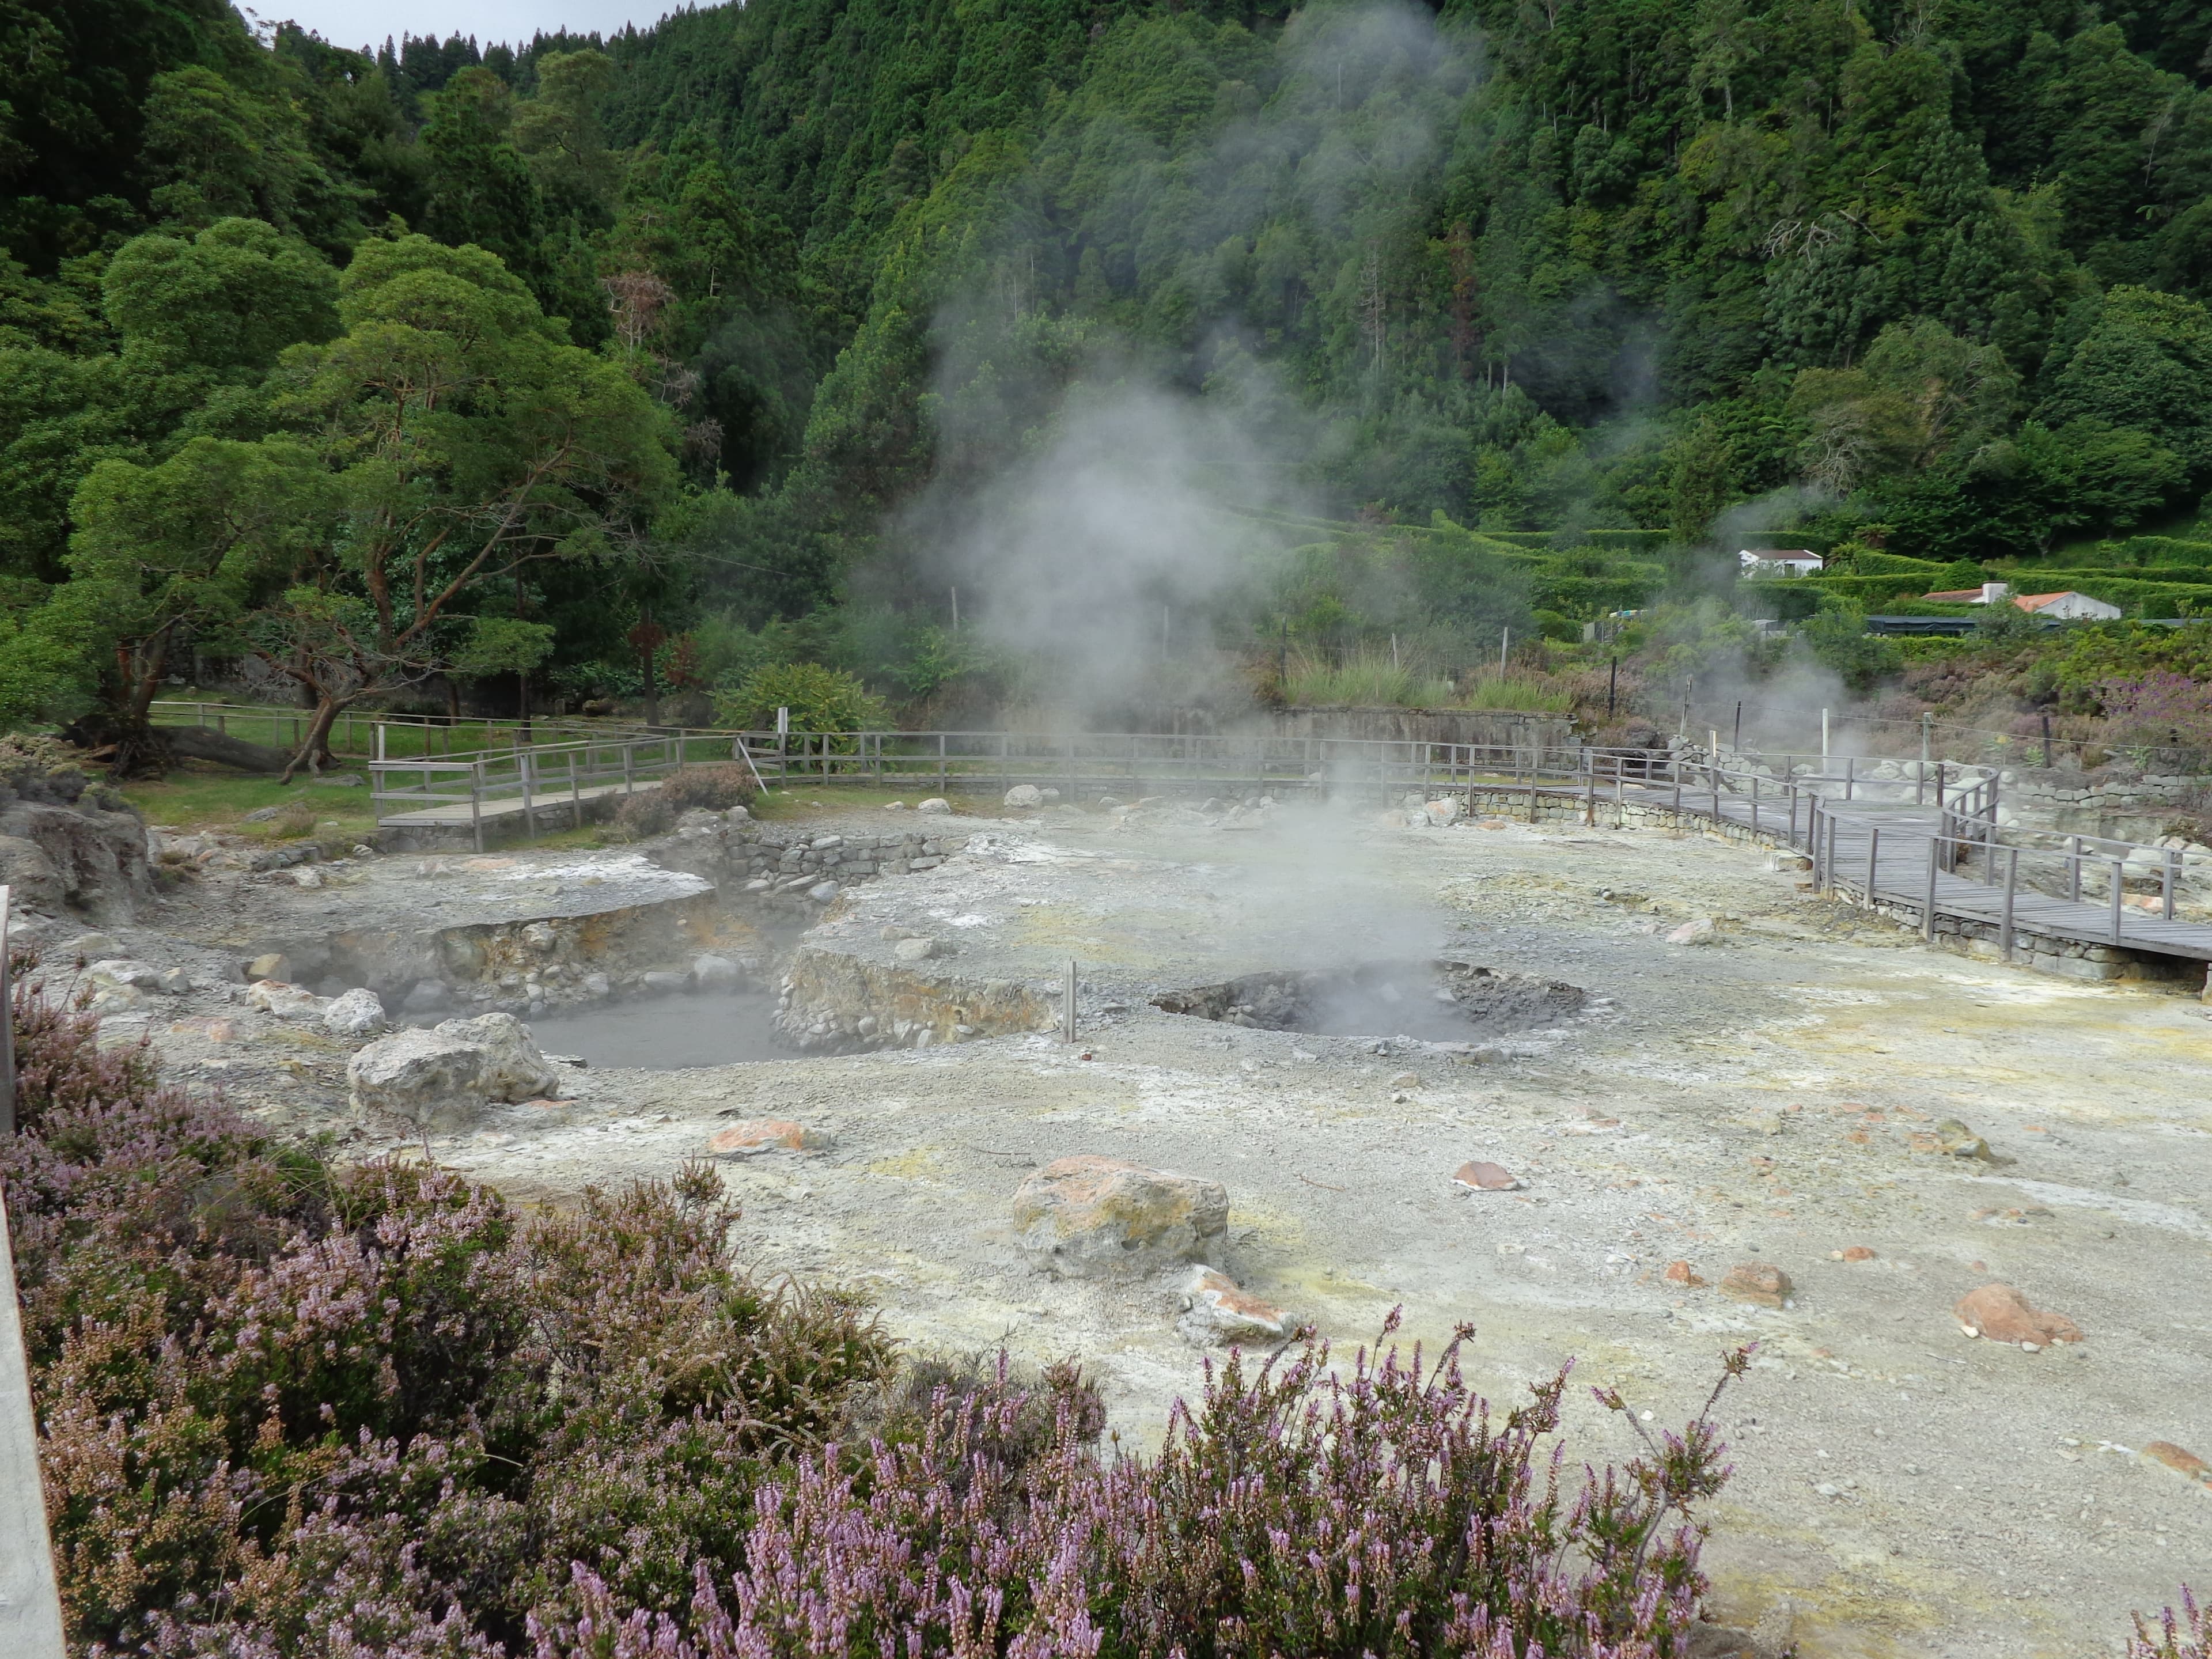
top-left (2013, 590), bottom-right (2122, 621)
top-left (1738, 548), bottom-right (1824, 577)
top-left (1919, 581), bottom-right (2121, 620)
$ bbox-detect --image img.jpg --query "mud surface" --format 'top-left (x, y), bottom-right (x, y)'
top-left (88, 799), bottom-right (2212, 1658)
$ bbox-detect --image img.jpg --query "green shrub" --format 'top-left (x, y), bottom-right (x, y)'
top-left (714, 662), bottom-right (889, 734)
top-left (662, 762), bottom-right (757, 812)
top-left (1281, 647), bottom-right (1450, 707)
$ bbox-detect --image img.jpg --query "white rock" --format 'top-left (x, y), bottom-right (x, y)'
top-left (726, 804), bottom-right (751, 821)
top-left (892, 936), bottom-right (937, 963)
top-left (247, 979), bottom-right (327, 1020)
top-left (431, 1012), bottom-right (560, 1101)
top-left (86, 958), bottom-right (163, 988)
top-left (883, 801), bottom-right (906, 811)
top-left (1423, 797), bottom-right (1464, 825)
top-left (692, 953), bottom-right (743, 989)
top-left (916, 798), bottom-right (952, 815)
top-left (60, 931), bottom-right (118, 958)
top-left (321, 987), bottom-right (389, 1037)
top-left (349, 1028), bottom-right (493, 1131)
top-left (1012, 1156), bottom-right (1228, 1278)
top-left (1665, 917), bottom-right (1718, 946)
top-left (1003, 784), bottom-right (1045, 808)
top-left (579, 971), bottom-right (610, 998)
top-left (807, 880), bottom-right (840, 903)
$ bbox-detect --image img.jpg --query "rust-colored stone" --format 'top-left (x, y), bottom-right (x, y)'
top-left (1952, 1283), bottom-right (2082, 1346)
top-left (1452, 1160), bottom-right (1520, 1191)
top-left (708, 1119), bottom-right (830, 1157)
top-left (1719, 1262), bottom-right (1793, 1308)
top-left (1663, 1260), bottom-right (1706, 1287)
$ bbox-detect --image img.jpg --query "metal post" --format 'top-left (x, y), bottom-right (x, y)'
top-left (520, 749), bottom-right (535, 842)
top-left (1919, 712), bottom-right (1931, 804)
top-left (2069, 835), bottom-right (2081, 903)
top-left (472, 764), bottom-right (484, 854)
top-left (939, 733), bottom-right (948, 796)
top-left (1844, 755), bottom-right (1855, 801)
top-left (2165, 848), bottom-right (2177, 922)
top-left (2111, 859), bottom-right (2126, 945)
top-left (2001, 847), bottom-right (2018, 963)
top-left (1585, 762), bottom-right (1596, 825)
top-left (570, 751), bottom-right (582, 830)
top-left (1866, 826), bottom-right (1880, 907)
top-left (1923, 835), bottom-right (1939, 942)
top-left (1749, 772), bottom-right (1759, 836)
top-left (1063, 960), bottom-right (1078, 1044)
top-left (1809, 799), bottom-right (1822, 888)
top-left (1788, 784), bottom-right (1798, 847)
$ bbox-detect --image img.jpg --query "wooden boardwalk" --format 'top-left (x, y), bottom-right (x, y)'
top-left (375, 778), bottom-right (648, 831)
top-left (1597, 777), bottom-right (2212, 964)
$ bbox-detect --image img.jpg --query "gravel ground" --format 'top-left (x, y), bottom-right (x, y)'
top-left (108, 800), bottom-right (2212, 1656)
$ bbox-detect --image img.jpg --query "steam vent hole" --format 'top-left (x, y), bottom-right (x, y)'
top-left (1151, 961), bottom-right (1585, 1042)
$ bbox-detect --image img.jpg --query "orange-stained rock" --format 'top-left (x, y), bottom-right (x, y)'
top-left (1841, 1245), bottom-right (1877, 1262)
top-left (1452, 1160), bottom-right (1520, 1191)
top-left (1012, 1155), bottom-right (1228, 1278)
top-left (708, 1119), bottom-right (831, 1158)
top-left (1719, 1262), bottom-right (1793, 1308)
top-left (1663, 1260), bottom-right (1706, 1287)
top-left (1176, 1267), bottom-right (1293, 1347)
top-left (1953, 1282), bottom-right (2082, 1346)
top-left (2145, 1442), bottom-right (2210, 1483)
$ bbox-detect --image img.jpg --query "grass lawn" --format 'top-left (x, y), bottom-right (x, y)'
top-left (120, 762), bottom-right (382, 839)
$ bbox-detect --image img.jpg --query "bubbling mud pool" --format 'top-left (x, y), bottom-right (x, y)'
top-left (1151, 961), bottom-right (1585, 1043)
top-left (510, 991), bottom-right (788, 1069)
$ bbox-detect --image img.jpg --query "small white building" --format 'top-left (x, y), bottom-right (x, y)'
top-left (2013, 590), bottom-right (2123, 621)
top-left (1920, 582), bottom-right (2121, 620)
top-left (1738, 548), bottom-right (1824, 577)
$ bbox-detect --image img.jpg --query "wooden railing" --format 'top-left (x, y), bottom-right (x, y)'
top-left (369, 733), bottom-right (691, 851)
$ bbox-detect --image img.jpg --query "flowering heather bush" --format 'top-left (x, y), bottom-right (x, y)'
top-left (527, 1320), bottom-right (1749, 1659)
top-left (2098, 673), bottom-right (2212, 752)
top-left (2133, 1591), bottom-right (2209, 1659)
top-left (2, 953), bottom-right (894, 1656)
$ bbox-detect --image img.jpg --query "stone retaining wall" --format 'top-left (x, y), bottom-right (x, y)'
top-left (655, 819), bottom-right (971, 918)
top-left (774, 944), bottom-right (1058, 1051)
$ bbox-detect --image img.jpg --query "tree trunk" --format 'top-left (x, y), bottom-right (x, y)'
top-left (281, 698), bottom-right (344, 784)
top-left (164, 726), bottom-right (291, 772)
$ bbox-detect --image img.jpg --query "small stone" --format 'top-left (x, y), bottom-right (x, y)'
top-left (1096, 795), bottom-right (1122, 809)
top-left (1663, 1260), bottom-right (1706, 1287)
top-left (247, 952), bottom-right (291, 982)
top-left (579, 972), bottom-right (610, 998)
top-left (1666, 916), bottom-right (1718, 946)
top-left (293, 866), bottom-right (324, 888)
top-left (1012, 1155), bottom-right (1228, 1279)
top-left (1423, 797), bottom-right (1464, 825)
top-left (917, 798), bottom-right (952, 815)
top-left (1452, 1160), bottom-right (1520, 1191)
top-left (246, 979), bottom-right (325, 1021)
top-left (1176, 1266), bottom-right (1293, 1347)
top-left (708, 1119), bottom-right (832, 1157)
top-left (1389, 1070), bottom-right (1419, 1088)
top-left (1951, 1283), bottom-right (2082, 1346)
top-left (321, 987), bottom-right (389, 1037)
top-left (241, 804), bottom-right (285, 823)
top-left (1839, 1245), bottom-right (1877, 1262)
top-left (807, 880), bottom-right (840, 903)
top-left (60, 932), bottom-right (117, 959)
top-left (351, 843), bottom-right (376, 858)
top-left (641, 969), bottom-right (690, 995)
top-left (2143, 1441), bottom-right (2211, 1483)
top-left (1003, 784), bottom-right (1045, 808)
top-left (1719, 1262), bottom-right (1793, 1308)
top-left (156, 967), bottom-right (191, 995)
top-left (1815, 1482), bottom-right (1842, 1499)
top-left (892, 936), bottom-right (937, 963)
top-left (884, 801), bottom-right (906, 811)
top-left (1930, 1118), bottom-right (1993, 1160)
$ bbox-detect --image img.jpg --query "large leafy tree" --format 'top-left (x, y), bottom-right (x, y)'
top-left (253, 234), bottom-right (676, 775)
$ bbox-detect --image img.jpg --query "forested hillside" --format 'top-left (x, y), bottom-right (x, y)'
top-left (7, 0), bottom-right (2212, 755)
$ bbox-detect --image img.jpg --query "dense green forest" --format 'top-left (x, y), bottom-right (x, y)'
top-left (10, 0), bottom-right (2212, 757)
